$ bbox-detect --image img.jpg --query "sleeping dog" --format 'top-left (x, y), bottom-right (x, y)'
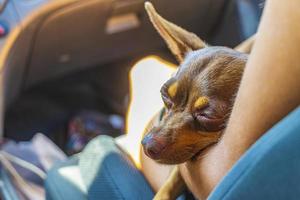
top-left (141, 2), bottom-right (254, 199)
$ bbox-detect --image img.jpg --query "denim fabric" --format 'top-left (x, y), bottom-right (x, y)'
top-left (46, 107), bottom-right (300, 200)
top-left (209, 107), bottom-right (300, 200)
top-left (79, 135), bottom-right (154, 200)
top-left (45, 155), bottom-right (86, 200)
top-left (45, 136), bottom-right (154, 200)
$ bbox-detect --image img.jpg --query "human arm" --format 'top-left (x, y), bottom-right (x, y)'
top-left (179, 0), bottom-right (300, 199)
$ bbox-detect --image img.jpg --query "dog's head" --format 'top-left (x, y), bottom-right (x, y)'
top-left (141, 2), bottom-right (248, 164)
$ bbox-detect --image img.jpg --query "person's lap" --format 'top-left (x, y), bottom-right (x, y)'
top-left (46, 106), bottom-right (300, 199)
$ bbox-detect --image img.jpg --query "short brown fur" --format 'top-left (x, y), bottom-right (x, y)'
top-left (142, 2), bottom-right (253, 200)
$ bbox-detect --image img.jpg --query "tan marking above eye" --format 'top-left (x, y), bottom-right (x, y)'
top-left (167, 82), bottom-right (178, 98)
top-left (194, 96), bottom-right (209, 109)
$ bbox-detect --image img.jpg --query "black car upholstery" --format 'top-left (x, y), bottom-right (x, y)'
top-left (3, 0), bottom-right (263, 143)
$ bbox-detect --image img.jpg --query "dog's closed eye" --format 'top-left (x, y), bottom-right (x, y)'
top-left (193, 101), bottom-right (225, 132)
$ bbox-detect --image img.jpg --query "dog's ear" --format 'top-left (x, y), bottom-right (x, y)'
top-left (145, 2), bottom-right (206, 63)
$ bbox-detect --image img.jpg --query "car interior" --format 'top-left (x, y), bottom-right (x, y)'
top-left (0, 0), bottom-right (263, 199)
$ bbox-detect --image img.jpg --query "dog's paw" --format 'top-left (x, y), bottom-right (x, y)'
top-left (153, 192), bottom-right (172, 200)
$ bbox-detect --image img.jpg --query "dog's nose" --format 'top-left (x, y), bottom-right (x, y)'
top-left (141, 133), bottom-right (168, 159)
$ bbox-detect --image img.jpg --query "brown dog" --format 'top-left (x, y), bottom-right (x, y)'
top-left (141, 2), bottom-right (254, 199)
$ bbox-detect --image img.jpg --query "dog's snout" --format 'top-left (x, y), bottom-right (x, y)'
top-left (141, 133), bottom-right (168, 159)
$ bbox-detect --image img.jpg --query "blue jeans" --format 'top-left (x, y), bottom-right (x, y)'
top-left (46, 107), bottom-right (300, 200)
top-left (209, 106), bottom-right (300, 200)
top-left (46, 136), bottom-right (155, 200)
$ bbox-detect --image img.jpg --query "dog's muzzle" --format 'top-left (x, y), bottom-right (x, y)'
top-left (141, 132), bottom-right (168, 160)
